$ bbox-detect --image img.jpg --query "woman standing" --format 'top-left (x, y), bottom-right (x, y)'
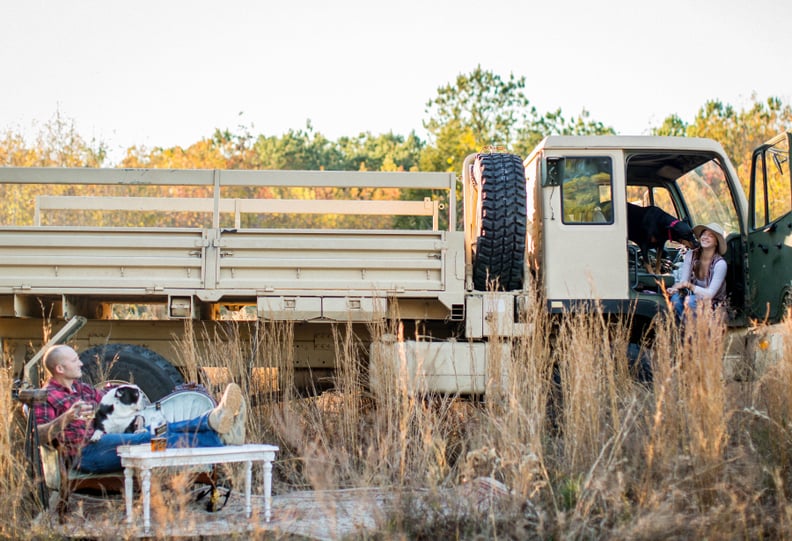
top-left (667, 222), bottom-right (728, 318)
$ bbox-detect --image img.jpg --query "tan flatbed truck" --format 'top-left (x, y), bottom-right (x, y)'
top-left (2, 133), bottom-right (790, 400)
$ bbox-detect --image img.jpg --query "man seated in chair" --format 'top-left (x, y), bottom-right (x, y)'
top-left (33, 345), bottom-right (246, 474)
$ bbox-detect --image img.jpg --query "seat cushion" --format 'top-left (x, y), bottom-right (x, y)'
top-left (153, 389), bottom-right (216, 423)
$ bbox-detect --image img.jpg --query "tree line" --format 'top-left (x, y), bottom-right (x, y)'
top-left (1, 66), bottom-right (790, 197)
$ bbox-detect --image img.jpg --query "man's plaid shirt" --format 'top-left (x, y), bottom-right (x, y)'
top-left (33, 379), bottom-right (104, 461)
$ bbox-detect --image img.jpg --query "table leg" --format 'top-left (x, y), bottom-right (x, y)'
top-left (245, 460), bottom-right (252, 517)
top-left (141, 468), bottom-right (152, 534)
top-left (263, 458), bottom-right (273, 522)
top-left (124, 467), bottom-right (134, 526)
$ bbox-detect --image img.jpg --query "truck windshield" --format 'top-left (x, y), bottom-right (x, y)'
top-left (675, 158), bottom-right (740, 236)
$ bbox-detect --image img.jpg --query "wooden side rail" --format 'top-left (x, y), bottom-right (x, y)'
top-left (35, 196), bottom-right (440, 230)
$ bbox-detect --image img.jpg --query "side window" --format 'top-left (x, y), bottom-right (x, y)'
top-left (626, 185), bottom-right (650, 206)
top-left (677, 157), bottom-right (741, 235)
top-left (560, 157), bottom-right (613, 224)
top-left (751, 135), bottom-right (790, 229)
top-left (753, 152), bottom-right (768, 227)
top-left (626, 186), bottom-right (678, 217)
top-left (651, 188), bottom-right (676, 215)
top-left (765, 137), bottom-right (791, 224)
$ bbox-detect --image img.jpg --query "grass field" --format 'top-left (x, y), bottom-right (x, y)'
top-left (2, 295), bottom-right (790, 540)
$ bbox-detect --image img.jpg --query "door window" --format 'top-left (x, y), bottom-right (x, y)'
top-left (753, 135), bottom-right (791, 228)
top-left (676, 158), bottom-right (740, 235)
top-left (560, 157), bottom-right (613, 224)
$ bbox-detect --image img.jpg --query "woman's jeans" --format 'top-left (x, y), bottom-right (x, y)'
top-left (671, 291), bottom-right (698, 320)
top-left (77, 413), bottom-right (223, 473)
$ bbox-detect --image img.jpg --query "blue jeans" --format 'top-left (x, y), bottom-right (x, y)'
top-left (77, 413), bottom-right (224, 473)
top-left (671, 291), bottom-right (698, 320)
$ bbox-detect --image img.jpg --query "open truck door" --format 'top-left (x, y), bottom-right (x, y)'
top-left (748, 131), bottom-right (792, 322)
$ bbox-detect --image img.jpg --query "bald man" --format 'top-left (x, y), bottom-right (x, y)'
top-left (33, 345), bottom-right (246, 473)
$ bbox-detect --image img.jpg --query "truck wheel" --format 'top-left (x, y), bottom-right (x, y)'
top-left (472, 153), bottom-right (527, 291)
top-left (781, 289), bottom-right (792, 320)
top-left (79, 344), bottom-right (185, 402)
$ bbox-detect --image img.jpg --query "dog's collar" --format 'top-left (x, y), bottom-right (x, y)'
top-left (667, 219), bottom-right (680, 241)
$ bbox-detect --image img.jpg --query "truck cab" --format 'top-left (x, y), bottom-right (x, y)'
top-left (519, 133), bottom-right (790, 335)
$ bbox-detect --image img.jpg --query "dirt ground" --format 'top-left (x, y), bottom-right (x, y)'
top-left (41, 487), bottom-right (394, 540)
top-left (40, 478), bottom-right (509, 540)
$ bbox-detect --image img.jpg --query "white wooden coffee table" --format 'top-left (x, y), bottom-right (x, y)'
top-left (117, 443), bottom-right (279, 534)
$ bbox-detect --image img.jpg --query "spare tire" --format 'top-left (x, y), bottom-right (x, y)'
top-left (472, 153), bottom-right (527, 291)
top-left (79, 344), bottom-right (184, 402)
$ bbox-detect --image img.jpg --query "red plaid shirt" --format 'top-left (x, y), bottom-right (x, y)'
top-left (33, 379), bottom-right (104, 461)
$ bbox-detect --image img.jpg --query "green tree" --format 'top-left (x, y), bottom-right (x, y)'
top-left (335, 131), bottom-right (423, 172)
top-left (212, 123), bottom-right (258, 169)
top-left (421, 67), bottom-right (614, 172)
top-left (652, 114), bottom-right (687, 137)
top-left (515, 108), bottom-right (615, 156)
top-left (252, 121), bottom-right (345, 171)
top-left (419, 119), bottom-right (478, 173)
top-left (422, 66), bottom-right (537, 172)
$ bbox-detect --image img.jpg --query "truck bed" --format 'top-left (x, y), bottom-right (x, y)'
top-left (0, 167), bottom-right (459, 321)
top-left (0, 227), bottom-right (447, 294)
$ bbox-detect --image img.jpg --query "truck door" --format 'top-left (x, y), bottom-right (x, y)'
top-left (748, 131), bottom-right (792, 322)
top-left (541, 152), bottom-right (629, 301)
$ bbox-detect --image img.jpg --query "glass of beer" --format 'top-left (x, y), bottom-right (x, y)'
top-left (77, 402), bottom-right (95, 421)
top-left (150, 437), bottom-right (167, 452)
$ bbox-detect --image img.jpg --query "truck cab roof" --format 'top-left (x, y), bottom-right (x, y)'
top-left (530, 135), bottom-right (728, 154)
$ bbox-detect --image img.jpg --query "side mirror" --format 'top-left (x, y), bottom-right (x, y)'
top-left (544, 157), bottom-right (563, 186)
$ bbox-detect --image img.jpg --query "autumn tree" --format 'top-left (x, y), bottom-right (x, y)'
top-left (120, 139), bottom-right (228, 170)
top-left (653, 95), bottom-right (792, 193)
top-left (0, 111), bottom-right (106, 168)
top-left (0, 112), bottom-right (108, 225)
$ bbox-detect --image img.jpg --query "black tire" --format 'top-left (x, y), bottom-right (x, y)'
top-left (79, 344), bottom-right (184, 402)
top-left (781, 288), bottom-right (792, 321)
top-left (472, 153), bottom-right (527, 291)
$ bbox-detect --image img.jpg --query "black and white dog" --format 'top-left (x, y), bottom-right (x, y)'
top-left (90, 384), bottom-right (146, 442)
top-left (627, 203), bottom-right (699, 273)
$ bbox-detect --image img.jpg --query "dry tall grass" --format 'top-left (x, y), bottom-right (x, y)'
top-left (2, 297), bottom-right (791, 539)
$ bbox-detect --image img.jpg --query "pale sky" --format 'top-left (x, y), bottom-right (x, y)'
top-left (1, 0), bottom-right (790, 164)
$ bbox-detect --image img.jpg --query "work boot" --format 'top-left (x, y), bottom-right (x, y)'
top-left (209, 383), bottom-right (242, 434)
top-left (222, 397), bottom-right (247, 445)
